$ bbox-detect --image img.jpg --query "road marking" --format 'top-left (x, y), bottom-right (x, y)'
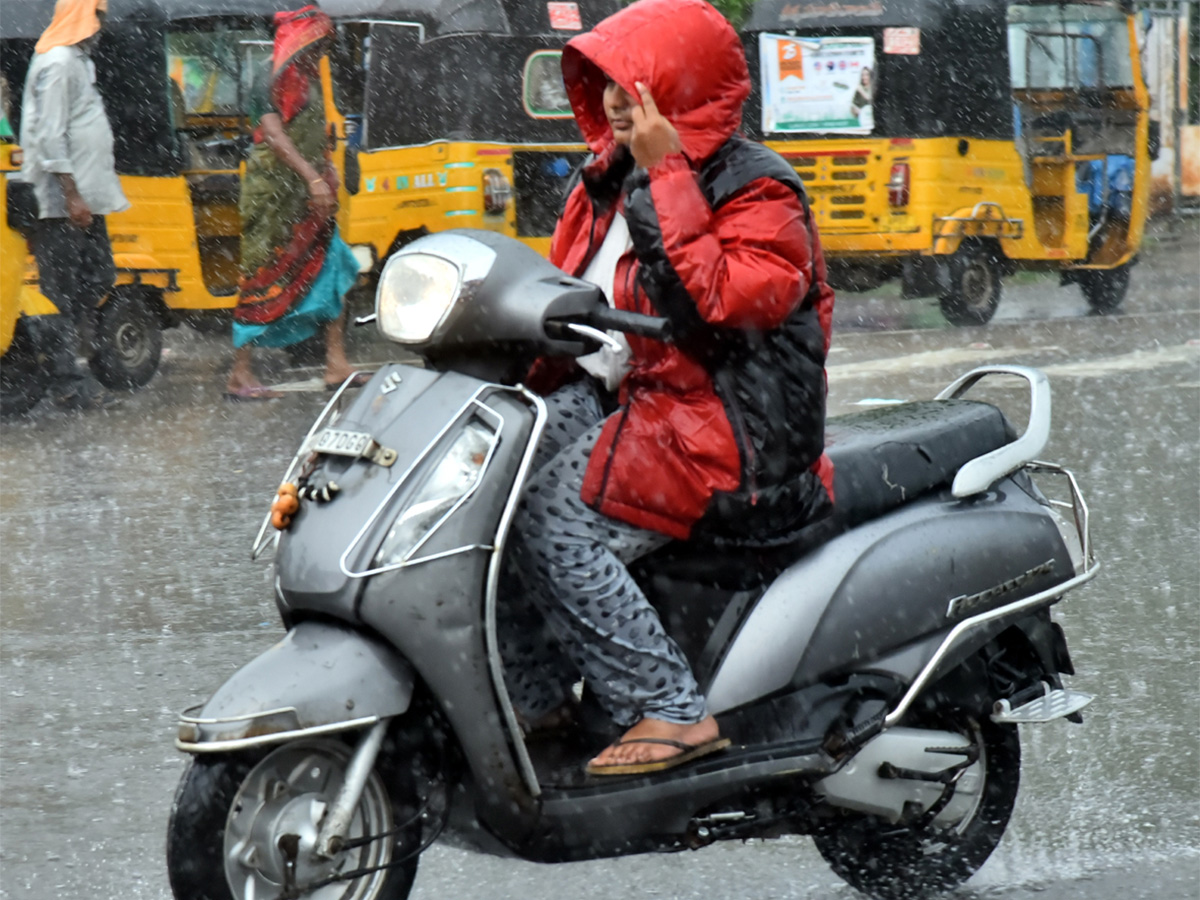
top-left (266, 379), bottom-right (325, 393)
top-left (1039, 344), bottom-right (1199, 378)
top-left (828, 346), bottom-right (1027, 380)
top-left (828, 343), bottom-right (1197, 382)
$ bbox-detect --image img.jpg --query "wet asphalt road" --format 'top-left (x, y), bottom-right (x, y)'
top-left (1, 221), bottom-right (1197, 899)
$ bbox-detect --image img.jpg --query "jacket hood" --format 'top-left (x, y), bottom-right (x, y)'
top-left (561, 0), bottom-right (749, 163)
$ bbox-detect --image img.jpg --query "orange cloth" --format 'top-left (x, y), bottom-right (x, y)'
top-left (34, 0), bottom-right (105, 54)
top-left (268, 6), bottom-right (333, 123)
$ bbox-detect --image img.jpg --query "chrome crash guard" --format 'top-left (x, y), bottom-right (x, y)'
top-left (175, 620), bottom-right (414, 754)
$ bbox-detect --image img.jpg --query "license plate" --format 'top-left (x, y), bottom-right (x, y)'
top-left (313, 428), bottom-right (374, 458)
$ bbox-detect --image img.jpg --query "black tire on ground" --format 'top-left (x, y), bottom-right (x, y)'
top-left (812, 718), bottom-right (1020, 900)
top-left (167, 737), bottom-right (421, 900)
top-left (90, 288), bottom-right (163, 390)
top-left (938, 241), bottom-right (1003, 326)
top-left (0, 319), bottom-right (50, 417)
top-left (1078, 263), bottom-right (1131, 313)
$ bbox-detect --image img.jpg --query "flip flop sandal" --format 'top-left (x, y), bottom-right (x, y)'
top-left (585, 737), bottom-right (732, 777)
top-left (223, 385), bottom-right (284, 401)
top-left (325, 372), bottom-right (372, 391)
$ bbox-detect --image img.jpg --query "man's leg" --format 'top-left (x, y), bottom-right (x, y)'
top-left (73, 216), bottom-right (116, 359)
top-left (32, 218), bottom-right (89, 391)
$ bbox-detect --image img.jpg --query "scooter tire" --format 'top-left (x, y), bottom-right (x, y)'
top-left (812, 718), bottom-right (1020, 900)
top-left (166, 740), bottom-right (420, 900)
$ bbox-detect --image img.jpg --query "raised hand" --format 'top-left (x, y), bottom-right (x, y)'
top-left (630, 81), bottom-right (682, 169)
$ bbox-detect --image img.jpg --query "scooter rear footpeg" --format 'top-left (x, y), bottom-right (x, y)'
top-left (991, 685), bottom-right (1093, 724)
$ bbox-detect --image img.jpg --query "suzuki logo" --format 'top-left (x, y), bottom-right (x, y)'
top-left (379, 371), bottom-right (403, 395)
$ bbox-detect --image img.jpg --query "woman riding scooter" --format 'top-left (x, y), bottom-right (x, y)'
top-left (508, 0), bottom-right (837, 776)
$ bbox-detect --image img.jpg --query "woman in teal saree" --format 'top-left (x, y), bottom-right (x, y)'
top-left (225, 6), bottom-right (363, 400)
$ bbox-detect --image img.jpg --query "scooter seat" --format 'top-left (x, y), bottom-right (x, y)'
top-left (823, 398), bottom-right (1016, 530)
top-left (644, 400), bottom-right (1014, 588)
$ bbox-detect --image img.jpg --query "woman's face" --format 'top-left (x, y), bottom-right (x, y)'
top-left (603, 78), bottom-right (636, 146)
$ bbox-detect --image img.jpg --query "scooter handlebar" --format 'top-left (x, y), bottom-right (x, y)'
top-left (544, 307), bottom-right (672, 349)
top-left (583, 306), bottom-right (672, 341)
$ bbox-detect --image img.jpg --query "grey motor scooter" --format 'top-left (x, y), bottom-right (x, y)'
top-left (167, 230), bottom-right (1098, 900)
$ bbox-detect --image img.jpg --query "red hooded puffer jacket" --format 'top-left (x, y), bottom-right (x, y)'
top-left (552, 0), bottom-right (835, 540)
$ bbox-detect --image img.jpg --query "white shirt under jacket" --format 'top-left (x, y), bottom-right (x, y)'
top-left (577, 211), bottom-right (634, 392)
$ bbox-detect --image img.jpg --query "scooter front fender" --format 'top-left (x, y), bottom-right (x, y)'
top-left (175, 621), bottom-right (414, 754)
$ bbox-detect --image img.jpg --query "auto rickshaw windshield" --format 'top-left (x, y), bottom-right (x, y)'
top-left (1009, 3), bottom-right (1135, 90)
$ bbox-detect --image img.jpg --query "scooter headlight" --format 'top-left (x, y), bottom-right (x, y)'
top-left (375, 251), bottom-right (462, 344)
top-left (373, 420), bottom-right (495, 567)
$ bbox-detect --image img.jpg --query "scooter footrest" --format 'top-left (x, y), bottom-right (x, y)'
top-left (991, 687), bottom-right (1093, 724)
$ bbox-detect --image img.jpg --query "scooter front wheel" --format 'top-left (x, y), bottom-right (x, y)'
top-left (166, 738), bottom-right (420, 900)
top-left (812, 718), bottom-right (1020, 900)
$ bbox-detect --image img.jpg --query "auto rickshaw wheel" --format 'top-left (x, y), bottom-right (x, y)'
top-left (939, 241), bottom-right (1002, 326)
top-left (1078, 263), bottom-right (1131, 314)
top-left (0, 318), bottom-right (50, 418)
top-left (90, 288), bottom-right (163, 390)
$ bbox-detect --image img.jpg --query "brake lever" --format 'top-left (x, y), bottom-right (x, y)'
top-left (564, 323), bottom-right (624, 353)
top-left (355, 313), bottom-right (377, 327)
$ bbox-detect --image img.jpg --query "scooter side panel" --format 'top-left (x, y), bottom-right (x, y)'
top-left (707, 479), bottom-right (1074, 713)
top-left (182, 621), bottom-right (415, 748)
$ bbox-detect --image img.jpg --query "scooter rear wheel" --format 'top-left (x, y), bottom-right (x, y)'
top-left (812, 717), bottom-right (1020, 900)
top-left (166, 737), bottom-right (420, 900)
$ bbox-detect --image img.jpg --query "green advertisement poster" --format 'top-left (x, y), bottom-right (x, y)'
top-left (759, 33), bottom-right (876, 134)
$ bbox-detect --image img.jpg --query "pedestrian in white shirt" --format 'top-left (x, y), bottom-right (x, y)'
top-left (20, 0), bottom-right (128, 410)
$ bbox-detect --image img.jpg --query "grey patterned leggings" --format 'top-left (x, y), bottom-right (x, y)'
top-left (501, 381), bottom-right (707, 728)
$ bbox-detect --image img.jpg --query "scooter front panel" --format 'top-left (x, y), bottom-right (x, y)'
top-left (276, 366), bottom-right (491, 619)
top-left (354, 385), bottom-right (545, 836)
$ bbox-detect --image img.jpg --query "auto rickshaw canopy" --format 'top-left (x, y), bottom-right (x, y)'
top-left (1, 0), bottom-right (605, 39)
top-left (2, 0), bottom-right (617, 176)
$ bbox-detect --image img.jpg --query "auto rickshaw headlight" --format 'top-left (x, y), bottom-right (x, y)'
top-left (375, 251), bottom-right (462, 343)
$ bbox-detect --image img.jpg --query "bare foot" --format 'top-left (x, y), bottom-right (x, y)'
top-left (227, 348), bottom-right (279, 395)
top-left (589, 715), bottom-right (721, 768)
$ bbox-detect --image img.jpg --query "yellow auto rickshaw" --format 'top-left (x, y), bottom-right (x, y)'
top-left (1, 164), bottom-right (58, 417)
top-left (742, 0), bottom-right (1152, 324)
top-left (1, 0), bottom-right (619, 384)
top-left (323, 0), bottom-right (620, 270)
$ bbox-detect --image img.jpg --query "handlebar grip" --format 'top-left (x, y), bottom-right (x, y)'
top-left (586, 306), bottom-right (672, 341)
